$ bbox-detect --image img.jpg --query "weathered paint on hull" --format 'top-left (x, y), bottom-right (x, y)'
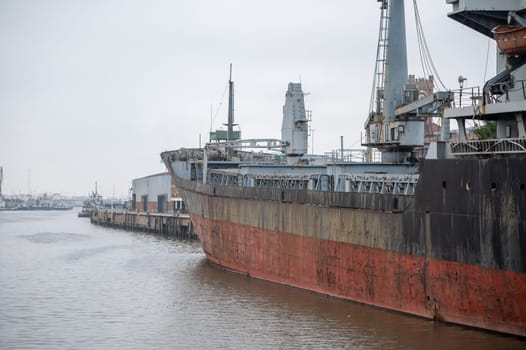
top-left (163, 157), bottom-right (526, 337)
top-left (191, 213), bottom-right (526, 336)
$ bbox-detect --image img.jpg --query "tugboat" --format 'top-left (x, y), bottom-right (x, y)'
top-left (78, 182), bottom-right (103, 218)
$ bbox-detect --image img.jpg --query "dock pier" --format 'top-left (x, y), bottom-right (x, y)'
top-left (91, 209), bottom-right (197, 240)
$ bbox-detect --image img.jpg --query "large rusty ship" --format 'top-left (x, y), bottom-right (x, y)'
top-left (162, 0), bottom-right (526, 336)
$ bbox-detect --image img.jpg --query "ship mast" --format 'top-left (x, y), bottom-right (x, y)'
top-left (363, 0), bottom-right (451, 163)
top-left (369, 0), bottom-right (408, 121)
top-left (209, 64), bottom-right (241, 145)
top-left (223, 64), bottom-right (238, 159)
top-left (364, 0), bottom-right (410, 163)
top-left (226, 63), bottom-right (235, 141)
top-left (382, 0), bottom-right (408, 121)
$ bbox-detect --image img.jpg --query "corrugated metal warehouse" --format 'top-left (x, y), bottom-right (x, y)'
top-left (131, 172), bottom-right (184, 213)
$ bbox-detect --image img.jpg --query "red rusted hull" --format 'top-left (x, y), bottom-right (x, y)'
top-left (163, 157), bottom-right (526, 337)
top-left (191, 213), bottom-right (526, 337)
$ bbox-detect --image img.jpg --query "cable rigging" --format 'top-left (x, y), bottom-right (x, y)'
top-left (412, 0), bottom-right (448, 91)
top-left (210, 83), bottom-right (229, 132)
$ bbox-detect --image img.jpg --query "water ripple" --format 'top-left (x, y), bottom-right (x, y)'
top-left (1, 211), bottom-right (525, 350)
top-left (20, 232), bottom-right (91, 244)
top-left (63, 244), bottom-right (132, 261)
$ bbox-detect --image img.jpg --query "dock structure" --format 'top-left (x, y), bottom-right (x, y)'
top-left (91, 209), bottom-right (196, 240)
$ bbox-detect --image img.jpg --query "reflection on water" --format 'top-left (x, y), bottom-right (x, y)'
top-left (0, 210), bottom-right (524, 349)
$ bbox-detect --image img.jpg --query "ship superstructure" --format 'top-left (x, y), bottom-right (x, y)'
top-left (162, 0), bottom-right (526, 336)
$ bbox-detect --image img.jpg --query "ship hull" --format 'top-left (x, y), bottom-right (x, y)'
top-left (171, 157), bottom-right (526, 337)
top-left (191, 214), bottom-right (525, 336)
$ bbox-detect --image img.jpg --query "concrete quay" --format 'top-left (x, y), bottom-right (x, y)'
top-left (91, 208), bottom-right (196, 240)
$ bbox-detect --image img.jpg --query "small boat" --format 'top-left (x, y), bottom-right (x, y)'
top-left (77, 182), bottom-right (104, 218)
top-left (14, 203), bottom-right (73, 211)
top-left (77, 207), bottom-right (92, 217)
top-left (492, 25), bottom-right (526, 55)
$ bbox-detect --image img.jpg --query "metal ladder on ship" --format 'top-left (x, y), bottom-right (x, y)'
top-left (370, 0), bottom-right (390, 116)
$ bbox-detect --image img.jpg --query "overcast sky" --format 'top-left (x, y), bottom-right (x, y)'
top-left (0, 0), bottom-right (496, 197)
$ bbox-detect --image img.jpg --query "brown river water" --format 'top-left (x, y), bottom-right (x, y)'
top-left (1, 210), bottom-right (524, 349)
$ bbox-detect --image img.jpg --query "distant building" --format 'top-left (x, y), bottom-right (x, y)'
top-left (131, 172), bottom-right (185, 214)
top-left (408, 74), bottom-right (434, 97)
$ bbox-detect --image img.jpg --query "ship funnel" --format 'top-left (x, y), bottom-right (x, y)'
top-left (281, 83), bottom-right (308, 156)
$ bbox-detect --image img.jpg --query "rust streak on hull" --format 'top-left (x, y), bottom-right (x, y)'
top-left (192, 213), bottom-right (526, 337)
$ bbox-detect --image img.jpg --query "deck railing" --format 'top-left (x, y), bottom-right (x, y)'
top-left (450, 138), bottom-right (526, 155)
